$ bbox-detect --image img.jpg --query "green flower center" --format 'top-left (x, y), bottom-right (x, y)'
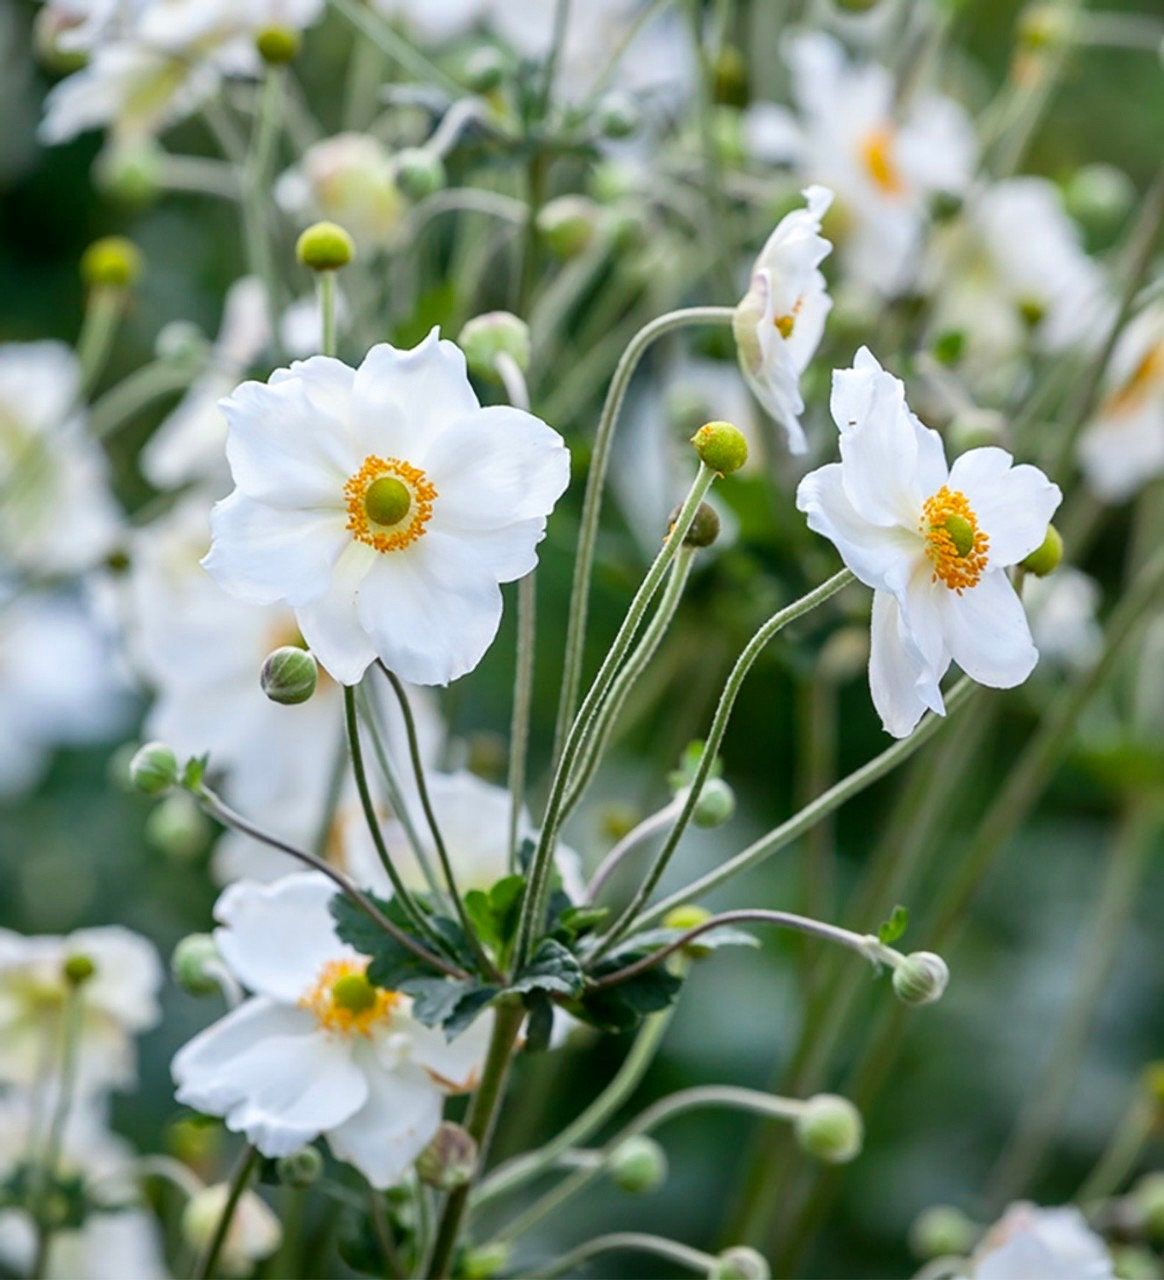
top-left (364, 476), bottom-right (412, 527)
top-left (330, 971), bottom-right (377, 1015)
top-left (943, 514), bottom-right (975, 558)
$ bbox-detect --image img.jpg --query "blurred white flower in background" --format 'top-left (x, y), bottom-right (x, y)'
top-left (173, 872), bottom-right (493, 1186)
top-left (797, 348), bottom-right (1060, 737)
top-left (181, 1181), bottom-right (281, 1277)
top-left (958, 1203), bottom-right (1114, 1280)
top-left (1026, 567), bottom-right (1103, 674)
top-left (1078, 303), bottom-right (1164, 502)
top-left (744, 31), bottom-right (975, 297)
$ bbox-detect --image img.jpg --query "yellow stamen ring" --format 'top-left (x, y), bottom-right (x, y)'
top-left (859, 126), bottom-right (904, 196)
top-left (300, 959), bottom-right (399, 1036)
top-left (921, 486), bottom-right (989, 593)
top-left (344, 454), bottom-right (436, 553)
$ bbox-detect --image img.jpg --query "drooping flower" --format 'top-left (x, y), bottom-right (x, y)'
top-left (743, 31), bottom-right (975, 297)
top-left (0, 925), bottom-right (162, 1095)
top-left (796, 348), bottom-right (1061, 737)
top-left (0, 342), bottom-right (122, 574)
top-left (733, 185), bottom-right (833, 454)
top-left (172, 872), bottom-right (493, 1187)
top-left (957, 1203), bottom-right (1114, 1280)
top-left (1078, 304), bottom-right (1164, 502)
top-left (203, 330), bottom-right (570, 687)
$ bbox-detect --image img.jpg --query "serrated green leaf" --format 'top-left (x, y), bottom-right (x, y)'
top-left (442, 986), bottom-right (498, 1039)
top-left (556, 905), bottom-right (610, 938)
top-left (510, 937), bottom-right (585, 997)
top-left (574, 965), bottom-right (683, 1033)
top-left (404, 977), bottom-right (483, 1028)
top-left (878, 904), bottom-right (909, 946)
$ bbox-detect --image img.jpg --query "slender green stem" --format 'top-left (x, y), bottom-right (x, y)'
top-left (515, 465), bottom-right (716, 969)
top-left (551, 305), bottom-right (737, 766)
top-left (328, 0), bottom-right (465, 97)
top-left (89, 360), bottom-right (196, 440)
top-left (319, 271), bottom-right (338, 359)
top-left (586, 796), bottom-right (683, 903)
top-left (191, 1145), bottom-right (260, 1280)
top-left (427, 1000), bottom-right (527, 1278)
top-left (593, 568), bottom-right (855, 959)
top-left (1077, 1085), bottom-right (1157, 1204)
top-left (580, 0), bottom-right (675, 106)
top-left (516, 1232), bottom-right (716, 1280)
top-left (246, 67), bottom-right (286, 359)
top-left (376, 667), bottom-right (498, 979)
top-left (475, 1006), bottom-right (676, 1210)
top-left (76, 288), bottom-right (125, 396)
top-left (637, 676), bottom-right (978, 930)
top-left (508, 573), bottom-right (537, 868)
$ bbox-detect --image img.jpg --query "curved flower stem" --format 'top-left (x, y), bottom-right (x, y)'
top-left (343, 685), bottom-right (454, 959)
top-left (89, 360), bottom-right (197, 440)
top-left (495, 1085), bottom-right (808, 1246)
top-left (1077, 1083), bottom-right (1158, 1205)
top-left (561, 546), bottom-right (697, 822)
top-left (427, 999), bottom-right (526, 1279)
top-left (592, 568), bottom-right (855, 960)
top-left (551, 305), bottom-right (737, 766)
top-left (376, 668), bottom-right (499, 980)
top-left (474, 1005), bottom-right (677, 1210)
top-left (328, 0), bottom-right (465, 98)
top-left (514, 464), bottom-right (716, 970)
top-left (76, 288), bottom-right (126, 397)
top-left (589, 909), bottom-right (898, 990)
top-left (636, 675), bottom-right (978, 931)
top-left (191, 1144), bottom-right (260, 1280)
top-left (586, 796), bottom-right (684, 903)
top-left (579, 0), bottom-right (674, 106)
top-left (515, 1232), bottom-right (716, 1280)
top-left (194, 779), bottom-right (468, 980)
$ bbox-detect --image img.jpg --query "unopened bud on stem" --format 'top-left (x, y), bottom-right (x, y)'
top-left (892, 951), bottom-right (949, 1006)
top-left (608, 1135), bottom-right (667, 1193)
top-left (795, 1094), bottom-right (864, 1163)
top-left (130, 742), bottom-right (178, 795)
top-left (709, 1246), bottom-right (771, 1280)
top-left (296, 221), bottom-right (355, 272)
top-left (260, 646), bottom-right (318, 705)
top-left (691, 421), bottom-right (748, 475)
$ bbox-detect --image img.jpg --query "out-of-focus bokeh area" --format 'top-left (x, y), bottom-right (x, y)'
top-left (2, 0), bottom-right (1163, 1276)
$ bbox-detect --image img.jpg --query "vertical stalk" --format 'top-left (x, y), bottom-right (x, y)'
top-left (192, 1145), bottom-right (260, 1280)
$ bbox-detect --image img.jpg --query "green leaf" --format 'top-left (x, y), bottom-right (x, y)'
top-left (666, 739), bottom-right (723, 793)
top-left (405, 977), bottom-right (483, 1028)
top-left (877, 905), bottom-right (909, 946)
top-left (556, 905), bottom-right (609, 938)
top-left (523, 991), bottom-right (554, 1053)
top-left (575, 965), bottom-right (683, 1034)
top-left (181, 754), bottom-right (208, 792)
top-left (442, 986), bottom-right (499, 1039)
top-left (330, 894), bottom-right (446, 990)
top-left (509, 938), bottom-right (584, 998)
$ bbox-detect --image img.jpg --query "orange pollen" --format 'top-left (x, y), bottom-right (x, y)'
top-left (774, 296), bottom-right (805, 339)
top-left (299, 959), bottom-right (399, 1036)
top-left (344, 455), bottom-right (437, 553)
top-left (1102, 340), bottom-right (1164, 418)
top-left (859, 126), bottom-right (904, 196)
top-left (920, 486), bottom-right (989, 593)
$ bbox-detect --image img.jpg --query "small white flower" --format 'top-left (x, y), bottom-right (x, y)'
top-left (0, 341), bottom-right (122, 574)
top-left (142, 277), bottom-right (270, 492)
top-left (733, 185), bottom-right (833, 454)
top-left (0, 590), bottom-right (129, 798)
top-left (172, 872), bottom-right (493, 1187)
top-left (796, 349), bottom-right (1061, 737)
top-left (134, 0), bottom-right (324, 52)
top-left (182, 1183), bottom-right (281, 1277)
top-left (1078, 304), bottom-right (1164, 502)
top-left (959, 1203), bottom-right (1113, 1280)
top-left (743, 31), bottom-right (975, 297)
top-left (203, 330), bottom-right (570, 687)
top-left (1026, 567), bottom-right (1102, 674)
top-left (0, 925), bottom-right (162, 1095)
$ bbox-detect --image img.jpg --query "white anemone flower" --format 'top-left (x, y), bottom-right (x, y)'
top-left (203, 330), bottom-right (570, 687)
top-left (0, 590), bottom-right (129, 798)
top-left (743, 31), bottom-right (975, 297)
top-left (134, 0), bottom-right (324, 51)
top-left (141, 277), bottom-right (270, 492)
top-left (796, 348), bottom-right (1061, 737)
top-left (1078, 304), bottom-right (1164, 502)
top-left (172, 872), bottom-right (493, 1187)
top-left (957, 1203), bottom-right (1114, 1280)
top-left (733, 185), bottom-right (833, 454)
top-left (0, 925), bottom-right (162, 1095)
top-left (0, 342), bottom-right (122, 574)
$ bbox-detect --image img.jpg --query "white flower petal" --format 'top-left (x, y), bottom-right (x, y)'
top-left (403, 1004), bottom-right (494, 1092)
top-left (295, 541), bottom-right (380, 684)
top-left (869, 590), bottom-right (944, 738)
top-left (938, 569), bottom-right (1038, 689)
top-left (172, 998), bottom-right (367, 1157)
top-left (203, 492), bottom-right (350, 607)
top-left (326, 1056), bottom-right (441, 1188)
top-left (948, 447), bottom-right (1062, 567)
top-left (214, 873), bottom-right (352, 1003)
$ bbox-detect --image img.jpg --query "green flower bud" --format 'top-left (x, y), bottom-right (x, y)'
top-left (709, 1246), bottom-right (771, 1280)
top-left (260, 645), bottom-right (318, 705)
top-left (712, 45), bottom-right (748, 108)
top-left (296, 220), bottom-right (355, 271)
top-left (1132, 1172), bottom-right (1164, 1241)
top-left (537, 196), bottom-right (599, 258)
top-left (932, 329), bottom-right (966, 367)
top-left (669, 501), bottom-right (720, 549)
top-left (1022, 525), bottom-right (1063, 578)
top-left (691, 420), bottom-right (748, 475)
top-left (910, 1205), bottom-right (976, 1260)
top-left (62, 953), bottom-right (96, 986)
top-left (461, 1242), bottom-right (510, 1280)
top-left (459, 312), bottom-right (531, 383)
top-left (608, 1135), bottom-right (668, 1193)
top-left (146, 793), bottom-right (211, 862)
top-left (256, 25), bottom-right (301, 64)
top-left (692, 778), bottom-right (735, 828)
top-left (172, 934), bottom-right (224, 997)
top-left (81, 236), bottom-right (142, 289)
top-left (1065, 165), bottom-right (1134, 239)
top-left (166, 1115), bottom-right (221, 1166)
top-left (892, 951), bottom-right (949, 1006)
top-left (129, 741), bottom-right (179, 795)
top-left (395, 148), bottom-right (446, 201)
top-left (94, 140), bottom-right (163, 205)
top-left (416, 1122), bottom-right (478, 1191)
top-left (276, 1147), bottom-right (324, 1188)
top-left (795, 1094), bottom-right (864, 1164)
top-left (596, 91), bottom-right (639, 139)
top-left (463, 45), bottom-right (506, 93)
